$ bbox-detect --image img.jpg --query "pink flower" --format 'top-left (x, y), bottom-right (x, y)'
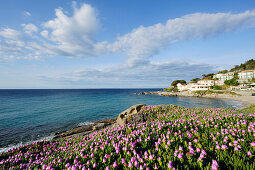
top-left (113, 161), bottom-right (117, 168)
top-left (179, 146), bottom-right (183, 151)
top-left (201, 150), bottom-right (207, 155)
top-left (168, 161), bottom-right (173, 168)
top-left (234, 147), bottom-right (239, 151)
top-left (93, 163), bottom-right (97, 168)
top-left (221, 145), bottom-right (227, 150)
top-left (121, 158), bottom-right (125, 164)
top-left (251, 142), bottom-right (255, 147)
top-left (248, 151), bottom-right (252, 156)
top-left (103, 158), bottom-right (106, 163)
top-left (216, 145), bottom-right (220, 150)
top-left (106, 166), bottom-right (110, 170)
top-left (178, 153), bottom-right (183, 159)
top-left (211, 160), bottom-right (218, 170)
top-left (128, 162), bottom-right (133, 168)
top-left (212, 164), bottom-right (218, 170)
top-left (149, 155), bottom-right (154, 160)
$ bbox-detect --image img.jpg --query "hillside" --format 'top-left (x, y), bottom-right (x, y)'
top-left (229, 59), bottom-right (255, 72)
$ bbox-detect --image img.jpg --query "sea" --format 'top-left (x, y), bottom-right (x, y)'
top-left (0, 89), bottom-right (243, 153)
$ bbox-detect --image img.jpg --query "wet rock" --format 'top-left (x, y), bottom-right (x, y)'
top-left (53, 118), bottom-right (117, 139)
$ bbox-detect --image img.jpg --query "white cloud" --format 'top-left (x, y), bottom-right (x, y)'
top-left (40, 30), bottom-right (49, 38)
top-left (0, 28), bottom-right (21, 39)
top-left (22, 24), bottom-right (38, 35)
top-left (23, 11), bottom-right (31, 17)
top-left (100, 10), bottom-right (255, 60)
top-left (42, 3), bottom-right (99, 57)
top-left (1, 4), bottom-right (255, 62)
top-left (39, 61), bottom-right (218, 88)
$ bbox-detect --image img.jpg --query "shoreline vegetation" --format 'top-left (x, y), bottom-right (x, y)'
top-left (1, 104), bottom-right (255, 169)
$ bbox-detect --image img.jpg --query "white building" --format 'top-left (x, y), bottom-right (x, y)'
top-left (238, 70), bottom-right (255, 81)
top-left (213, 72), bottom-right (234, 81)
top-left (177, 82), bottom-right (211, 91)
top-left (176, 83), bottom-right (188, 91)
top-left (214, 80), bottom-right (224, 86)
top-left (197, 79), bottom-right (214, 86)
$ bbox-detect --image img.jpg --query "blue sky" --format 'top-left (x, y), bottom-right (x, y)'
top-left (0, 0), bottom-right (255, 88)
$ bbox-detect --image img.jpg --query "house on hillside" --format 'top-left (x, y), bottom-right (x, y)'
top-left (213, 72), bottom-right (234, 81)
top-left (177, 82), bottom-right (211, 91)
top-left (214, 80), bottom-right (224, 86)
top-left (238, 70), bottom-right (255, 83)
top-left (197, 79), bottom-right (214, 86)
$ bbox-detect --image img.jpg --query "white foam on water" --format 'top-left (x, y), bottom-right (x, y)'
top-left (78, 121), bottom-right (93, 126)
top-left (0, 133), bottom-right (54, 154)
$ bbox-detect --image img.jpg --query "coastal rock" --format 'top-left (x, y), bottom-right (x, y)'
top-left (92, 123), bottom-right (105, 131)
top-left (53, 118), bottom-right (117, 139)
top-left (116, 104), bottom-right (146, 126)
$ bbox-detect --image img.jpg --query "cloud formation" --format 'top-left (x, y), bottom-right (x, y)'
top-left (22, 24), bottom-right (38, 35)
top-left (1, 3), bottom-right (255, 61)
top-left (42, 2), bottom-right (99, 57)
top-left (100, 10), bottom-right (255, 61)
top-left (0, 28), bottom-right (21, 40)
top-left (0, 3), bottom-right (255, 61)
top-left (40, 60), bottom-right (217, 88)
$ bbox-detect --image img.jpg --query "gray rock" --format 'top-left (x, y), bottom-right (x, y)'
top-left (116, 104), bottom-right (146, 126)
top-left (92, 123), bottom-right (106, 131)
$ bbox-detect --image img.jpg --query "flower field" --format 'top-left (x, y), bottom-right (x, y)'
top-left (1, 104), bottom-right (255, 169)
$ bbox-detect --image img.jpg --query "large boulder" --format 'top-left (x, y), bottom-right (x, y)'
top-left (116, 104), bottom-right (146, 126)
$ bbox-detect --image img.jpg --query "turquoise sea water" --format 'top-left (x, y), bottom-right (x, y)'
top-left (0, 89), bottom-right (242, 152)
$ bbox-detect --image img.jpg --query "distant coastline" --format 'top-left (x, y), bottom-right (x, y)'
top-left (136, 90), bottom-right (255, 109)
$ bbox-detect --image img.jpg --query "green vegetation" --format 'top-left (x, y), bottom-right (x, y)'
top-left (224, 78), bottom-right (239, 86)
top-left (202, 73), bottom-right (214, 79)
top-left (230, 59), bottom-right (255, 72)
top-left (171, 80), bottom-right (187, 87)
top-left (239, 105), bottom-right (255, 113)
top-left (190, 78), bottom-right (200, 83)
top-left (1, 105), bottom-right (255, 169)
top-left (164, 87), bottom-right (179, 92)
top-left (217, 70), bottom-right (228, 74)
top-left (193, 90), bottom-right (239, 96)
top-left (213, 85), bottom-right (222, 90)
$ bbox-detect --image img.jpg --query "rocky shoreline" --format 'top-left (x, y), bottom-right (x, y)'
top-left (137, 90), bottom-right (255, 109)
top-left (53, 104), bottom-right (149, 140)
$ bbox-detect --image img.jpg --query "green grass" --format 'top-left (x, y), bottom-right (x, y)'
top-left (240, 105), bottom-right (255, 113)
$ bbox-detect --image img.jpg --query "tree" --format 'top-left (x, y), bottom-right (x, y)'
top-left (171, 80), bottom-right (187, 87)
top-left (230, 59), bottom-right (255, 72)
top-left (202, 73), bottom-right (214, 79)
top-left (217, 70), bottom-right (228, 74)
top-left (224, 78), bottom-right (239, 86)
top-left (190, 78), bottom-right (200, 83)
